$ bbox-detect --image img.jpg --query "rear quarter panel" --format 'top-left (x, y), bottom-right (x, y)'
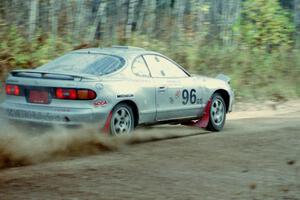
top-left (100, 77), bottom-right (156, 124)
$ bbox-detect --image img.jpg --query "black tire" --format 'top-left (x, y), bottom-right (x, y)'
top-left (206, 93), bottom-right (226, 132)
top-left (110, 103), bottom-right (134, 136)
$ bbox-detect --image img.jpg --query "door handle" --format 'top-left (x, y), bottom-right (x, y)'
top-left (158, 86), bottom-right (167, 92)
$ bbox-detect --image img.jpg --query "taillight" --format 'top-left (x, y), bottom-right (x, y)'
top-left (55, 88), bottom-right (96, 100)
top-left (56, 88), bottom-right (77, 100)
top-left (77, 89), bottom-right (96, 100)
top-left (6, 84), bottom-right (20, 96)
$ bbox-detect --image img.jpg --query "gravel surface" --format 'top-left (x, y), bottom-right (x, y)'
top-left (0, 101), bottom-right (299, 200)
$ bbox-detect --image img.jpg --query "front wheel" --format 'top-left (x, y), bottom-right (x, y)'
top-left (206, 93), bottom-right (226, 132)
top-left (110, 103), bottom-right (134, 136)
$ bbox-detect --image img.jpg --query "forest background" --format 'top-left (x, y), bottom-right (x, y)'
top-left (0, 0), bottom-right (299, 101)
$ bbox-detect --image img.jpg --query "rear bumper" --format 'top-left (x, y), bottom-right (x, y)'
top-left (0, 102), bottom-right (110, 129)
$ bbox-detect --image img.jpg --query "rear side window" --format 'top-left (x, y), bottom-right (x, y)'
top-left (143, 55), bottom-right (188, 78)
top-left (38, 53), bottom-right (125, 76)
top-left (132, 56), bottom-right (150, 77)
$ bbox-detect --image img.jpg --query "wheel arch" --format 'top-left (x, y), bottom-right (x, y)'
top-left (213, 89), bottom-right (230, 113)
top-left (114, 100), bottom-right (139, 127)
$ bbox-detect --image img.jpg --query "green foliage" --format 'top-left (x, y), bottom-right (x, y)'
top-left (192, 46), bottom-right (300, 101)
top-left (0, 26), bottom-right (73, 79)
top-left (239, 0), bottom-right (294, 50)
top-left (0, 0), bottom-right (299, 101)
top-left (0, 24), bottom-right (299, 101)
top-left (129, 35), bottom-right (300, 101)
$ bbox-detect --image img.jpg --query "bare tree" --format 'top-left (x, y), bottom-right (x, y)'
top-left (295, 0), bottom-right (300, 48)
top-left (50, 0), bottom-right (61, 40)
top-left (220, 0), bottom-right (241, 46)
top-left (147, 0), bottom-right (156, 37)
top-left (73, 0), bottom-right (84, 42)
top-left (0, 0), bottom-right (294, 49)
top-left (109, 0), bottom-right (118, 43)
top-left (136, 0), bottom-right (146, 33)
top-left (125, 0), bottom-right (137, 39)
top-left (28, 0), bottom-right (38, 40)
top-left (87, 0), bottom-right (107, 42)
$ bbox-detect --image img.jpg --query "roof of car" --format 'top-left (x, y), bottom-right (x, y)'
top-left (73, 46), bottom-right (159, 59)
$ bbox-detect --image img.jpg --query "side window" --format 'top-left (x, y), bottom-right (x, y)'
top-left (143, 55), bottom-right (188, 78)
top-left (132, 56), bottom-right (151, 77)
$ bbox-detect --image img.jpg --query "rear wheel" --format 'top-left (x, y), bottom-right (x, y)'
top-left (110, 103), bottom-right (134, 136)
top-left (206, 93), bottom-right (226, 132)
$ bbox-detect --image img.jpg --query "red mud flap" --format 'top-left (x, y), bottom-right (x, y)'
top-left (183, 99), bottom-right (212, 129)
top-left (101, 111), bottom-right (112, 134)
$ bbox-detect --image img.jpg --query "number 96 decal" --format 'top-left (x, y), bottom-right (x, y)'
top-left (182, 89), bottom-right (200, 105)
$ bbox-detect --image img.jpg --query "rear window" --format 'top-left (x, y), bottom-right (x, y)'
top-left (38, 53), bottom-right (125, 76)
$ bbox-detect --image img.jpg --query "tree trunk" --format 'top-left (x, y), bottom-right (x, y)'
top-left (50, 0), bottom-right (60, 40)
top-left (65, 0), bottom-right (74, 39)
top-left (147, 0), bottom-right (156, 37)
top-left (28, 0), bottom-right (38, 41)
top-left (172, 0), bottom-right (185, 41)
top-left (136, 0), bottom-right (146, 34)
top-left (295, 0), bottom-right (300, 48)
top-left (125, 0), bottom-right (136, 39)
top-left (73, 0), bottom-right (83, 42)
top-left (88, 0), bottom-right (107, 42)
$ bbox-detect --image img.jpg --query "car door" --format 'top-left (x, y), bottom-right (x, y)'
top-left (143, 54), bottom-right (203, 121)
top-left (131, 56), bottom-right (157, 123)
top-left (180, 76), bottom-right (205, 118)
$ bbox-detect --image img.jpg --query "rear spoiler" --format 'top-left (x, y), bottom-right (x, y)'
top-left (216, 74), bottom-right (231, 84)
top-left (10, 70), bottom-right (99, 81)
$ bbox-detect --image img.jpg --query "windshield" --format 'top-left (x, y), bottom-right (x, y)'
top-left (38, 53), bottom-right (125, 76)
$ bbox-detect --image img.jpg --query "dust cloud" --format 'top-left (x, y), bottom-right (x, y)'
top-left (0, 118), bottom-right (200, 169)
top-left (0, 122), bottom-right (119, 169)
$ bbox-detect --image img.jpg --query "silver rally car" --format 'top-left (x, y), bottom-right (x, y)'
top-left (1, 46), bottom-right (234, 135)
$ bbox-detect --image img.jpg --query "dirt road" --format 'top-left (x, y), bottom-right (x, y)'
top-left (0, 103), bottom-right (299, 200)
